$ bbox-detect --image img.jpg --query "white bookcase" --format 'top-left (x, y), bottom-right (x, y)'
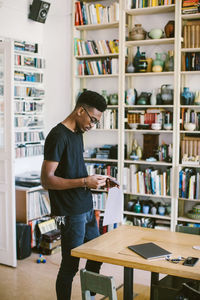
top-left (72, 1), bottom-right (200, 232)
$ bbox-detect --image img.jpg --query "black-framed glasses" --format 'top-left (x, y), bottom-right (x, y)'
top-left (82, 106), bottom-right (99, 125)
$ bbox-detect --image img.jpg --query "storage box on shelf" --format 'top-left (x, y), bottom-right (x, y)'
top-left (177, 6), bottom-right (200, 229)
top-left (121, 2), bottom-right (176, 230)
top-left (13, 40), bottom-right (45, 159)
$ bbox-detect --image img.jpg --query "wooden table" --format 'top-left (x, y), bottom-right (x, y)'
top-left (71, 225), bottom-right (200, 299)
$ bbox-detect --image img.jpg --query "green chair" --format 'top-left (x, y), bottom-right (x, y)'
top-left (80, 269), bottom-right (117, 300)
top-left (175, 225), bottom-right (200, 235)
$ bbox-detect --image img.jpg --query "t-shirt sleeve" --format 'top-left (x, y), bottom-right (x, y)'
top-left (44, 129), bottom-right (66, 162)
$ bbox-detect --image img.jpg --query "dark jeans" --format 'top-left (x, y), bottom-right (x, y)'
top-left (56, 209), bottom-right (102, 300)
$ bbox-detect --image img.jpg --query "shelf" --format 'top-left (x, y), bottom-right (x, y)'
top-left (125, 38), bottom-right (174, 47)
top-left (180, 130), bottom-right (200, 134)
top-left (181, 13), bottom-right (200, 20)
top-left (14, 50), bottom-right (41, 57)
top-left (14, 65), bottom-right (44, 72)
top-left (124, 192), bottom-right (172, 199)
top-left (124, 159), bottom-right (172, 166)
top-left (180, 105), bottom-right (200, 108)
top-left (125, 129), bottom-right (173, 133)
top-left (179, 164), bottom-right (200, 168)
top-left (14, 81), bottom-right (43, 86)
top-left (91, 128), bottom-right (118, 132)
top-left (178, 216), bottom-right (200, 224)
top-left (15, 126), bottom-right (43, 131)
top-left (76, 74), bottom-right (118, 78)
top-left (179, 197), bottom-right (200, 202)
top-left (181, 71), bottom-right (200, 75)
top-left (125, 5), bottom-right (175, 16)
top-left (181, 48), bottom-right (200, 52)
top-left (75, 22), bottom-right (119, 31)
top-left (125, 105), bottom-right (174, 108)
top-left (84, 158), bottom-right (118, 163)
top-left (75, 53), bottom-right (119, 59)
top-left (123, 210), bottom-right (171, 220)
top-left (125, 71), bottom-right (174, 77)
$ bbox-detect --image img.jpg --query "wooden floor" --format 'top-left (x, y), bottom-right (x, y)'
top-left (0, 251), bottom-right (151, 300)
top-left (98, 284), bottom-right (150, 300)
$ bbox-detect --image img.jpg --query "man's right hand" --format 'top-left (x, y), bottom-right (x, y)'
top-left (85, 175), bottom-right (107, 189)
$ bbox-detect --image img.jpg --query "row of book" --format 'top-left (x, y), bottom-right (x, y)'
top-left (77, 58), bottom-right (118, 76)
top-left (123, 165), bottom-right (172, 196)
top-left (92, 192), bottom-right (107, 210)
top-left (14, 40), bottom-right (38, 53)
top-left (85, 163), bottom-right (118, 179)
top-left (27, 191), bottom-right (50, 221)
top-left (127, 109), bottom-right (172, 126)
top-left (14, 71), bottom-right (43, 83)
top-left (182, 0), bottom-right (199, 14)
top-left (14, 86), bottom-right (45, 97)
top-left (15, 131), bottom-right (45, 143)
top-left (74, 38), bottom-right (119, 56)
top-left (181, 108), bottom-right (200, 130)
top-left (14, 116), bottom-right (43, 128)
top-left (127, 0), bottom-right (175, 9)
top-left (181, 52), bottom-right (200, 71)
top-left (95, 210), bottom-right (119, 235)
top-left (95, 109), bottom-right (118, 130)
top-left (14, 55), bottom-right (45, 69)
top-left (14, 100), bottom-right (43, 113)
top-left (181, 136), bottom-right (200, 161)
top-left (75, 1), bottom-right (119, 26)
top-left (179, 168), bottom-right (200, 199)
top-left (182, 23), bottom-right (200, 48)
top-left (28, 216), bottom-right (50, 248)
top-left (15, 143), bottom-right (44, 158)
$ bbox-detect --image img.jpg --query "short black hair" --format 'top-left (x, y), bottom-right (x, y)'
top-left (76, 90), bottom-right (107, 112)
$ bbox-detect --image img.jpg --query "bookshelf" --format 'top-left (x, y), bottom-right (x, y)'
top-left (72, 1), bottom-right (200, 233)
top-left (16, 186), bottom-right (51, 248)
top-left (13, 40), bottom-right (45, 159)
top-left (177, 4), bottom-right (200, 227)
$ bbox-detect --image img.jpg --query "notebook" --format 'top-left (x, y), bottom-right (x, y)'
top-left (128, 242), bottom-right (172, 260)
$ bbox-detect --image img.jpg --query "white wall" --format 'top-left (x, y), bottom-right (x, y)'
top-left (43, 0), bottom-right (72, 134)
top-left (0, 0), bottom-right (72, 174)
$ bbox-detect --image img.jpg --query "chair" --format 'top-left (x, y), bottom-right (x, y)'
top-left (176, 282), bottom-right (200, 300)
top-left (175, 225), bottom-right (200, 235)
top-left (80, 269), bottom-right (117, 300)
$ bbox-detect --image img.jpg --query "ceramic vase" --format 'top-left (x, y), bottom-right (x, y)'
top-left (181, 87), bottom-right (194, 105)
top-left (164, 20), bottom-right (175, 38)
top-left (130, 24), bottom-right (146, 41)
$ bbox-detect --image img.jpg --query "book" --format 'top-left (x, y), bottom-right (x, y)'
top-left (128, 242), bottom-right (171, 260)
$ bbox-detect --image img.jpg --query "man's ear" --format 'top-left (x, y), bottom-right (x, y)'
top-left (76, 106), bottom-right (84, 117)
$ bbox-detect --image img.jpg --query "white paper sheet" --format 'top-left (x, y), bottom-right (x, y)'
top-left (103, 187), bottom-right (123, 226)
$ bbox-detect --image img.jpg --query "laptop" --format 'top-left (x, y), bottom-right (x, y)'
top-left (128, 242), bottom-right (172, 260)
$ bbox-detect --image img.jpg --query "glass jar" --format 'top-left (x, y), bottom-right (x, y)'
top-left (101, 90), bottom-right (109, 104)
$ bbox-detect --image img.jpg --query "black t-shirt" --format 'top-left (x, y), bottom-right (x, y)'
top-left (44, 123), bottom-right (92, 216)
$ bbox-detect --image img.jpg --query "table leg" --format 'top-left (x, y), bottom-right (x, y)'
top-left (124, 267), bottom-right (134, 300)
top-left (150, 272), bottom-right (159, 300)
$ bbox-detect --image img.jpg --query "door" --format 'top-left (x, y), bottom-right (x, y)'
top-left (0, 41), bottom-right (16, 267)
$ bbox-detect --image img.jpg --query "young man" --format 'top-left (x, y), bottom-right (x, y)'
top-left (41, 90), bottom-right (107, 300)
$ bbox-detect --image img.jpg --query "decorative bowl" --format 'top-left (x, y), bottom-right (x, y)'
top-left (164, 123), bottom-right (173, 130)
top-left (129, 123), bottom-right (138, 129)
top-left (148, 28), bottom-right (163, 39)
top-left (184, 122), bottom-right (196, 131)
top-left (151, 123), bottom-right (161, 130)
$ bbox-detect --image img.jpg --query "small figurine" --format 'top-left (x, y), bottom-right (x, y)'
top-left (37, 254), bottom-right (46, 264)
